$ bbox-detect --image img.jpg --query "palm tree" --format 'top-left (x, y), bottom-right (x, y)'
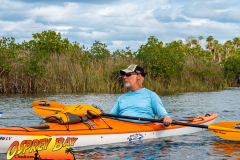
top-left (212, 40), bottom-right (219, 61)
top-left (233, 37), bottom-right (240, 52)
top-left (191, 39), bottom-right (198, 48)
top-left (206, 42), bottom-right (214, 51)
top-left (206, 38), bottom-right (216, 61)
top-left (185, 35), bottom-right (194, 48)
top-left (206, 36), bottom-right (215, 59)
top-left (198, 36), bottom-right (204, 49)
top-left (65, 147), bottom-right (76, 160)
top-left (215, 44), bottom-right (223, 63)
top-left (224, 40), bottom-right (232, 59)
top-left (206, 36), bottom-right (214, 43)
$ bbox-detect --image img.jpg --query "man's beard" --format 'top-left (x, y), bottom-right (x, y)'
top-left (125, 83), bottom-right (131, 89)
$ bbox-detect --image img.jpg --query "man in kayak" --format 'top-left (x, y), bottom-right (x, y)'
top-left (110, 64), bottom-right (172, 126)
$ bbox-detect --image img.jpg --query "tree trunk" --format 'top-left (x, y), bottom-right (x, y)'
top-left (218, 52), bottom-right (221, 63)
top-left (213, 50), bottom-right (216, 61)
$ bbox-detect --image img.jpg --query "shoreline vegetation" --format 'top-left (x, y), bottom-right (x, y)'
top-left (0, 31), bottom-right (240, 94)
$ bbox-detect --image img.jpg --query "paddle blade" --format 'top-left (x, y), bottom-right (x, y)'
top-left (209, 122), bottom-right (240, 141)
top-left (33, 106), bottom-right (64, 117)
top-left (32, 100), bottom-right (67, 117)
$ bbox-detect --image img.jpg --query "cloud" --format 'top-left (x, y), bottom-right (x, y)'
top-left (0, 0), bottom-right (29, 22)
top-left (0, 14), bottom-right (27, 22)
top-left (180, 0), bottom-right (240, 23)
top-left (153, 2), bottom-right (189, 23)
top-left (154, 15), bottom-right (189, 23)
top-left (0, 0), bottom-right (240, 52)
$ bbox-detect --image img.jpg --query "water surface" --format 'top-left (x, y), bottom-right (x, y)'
top-left (0, 87), bottom-right (240, 159)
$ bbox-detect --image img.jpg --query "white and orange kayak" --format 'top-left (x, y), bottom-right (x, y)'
top-left (0, 111), bottom-right (217, 153)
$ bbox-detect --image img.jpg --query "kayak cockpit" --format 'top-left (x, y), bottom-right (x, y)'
top-left (29, 125), bottom-right (50, 129)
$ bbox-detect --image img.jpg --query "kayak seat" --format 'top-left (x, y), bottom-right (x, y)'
top-left (29, 125), bottom-right (50, 129)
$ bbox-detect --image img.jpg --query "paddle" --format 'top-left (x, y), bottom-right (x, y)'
top-left (100, 113), bottom-right (208, 128)
top-left (32, 100), bottom-right (240, 141)
top-left (100, 113), bottom-right (240, 141)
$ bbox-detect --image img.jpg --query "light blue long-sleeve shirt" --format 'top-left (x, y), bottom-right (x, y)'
top-left (109, 88), bottom-right (170, 123)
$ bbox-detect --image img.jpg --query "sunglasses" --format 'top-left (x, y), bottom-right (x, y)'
top-left (122, 72), bottom-right (138, 77)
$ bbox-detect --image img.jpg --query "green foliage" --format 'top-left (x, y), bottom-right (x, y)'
top-left (32, 30), bottom-right (71, 54)
top-left (84, 41), bottom-right (111, 62)
top-left (113, 47), bottom-right (136, 58)
top-left (20, 30), bottom-right (81, 77)
top-left (0, 37), bottom-right (19, 74)
top-left (1, 32), bottom-right (239, 93)
top-left (1, 30), bottom-right (79, 78)
top-left (136, 36), bottom-right (185, 78)
top-left (18, 40), bottom-right (49, 76)
top-left (223, 55), bottom-right (240, 79)
top-left (112, 63), bottom-right (126, 74)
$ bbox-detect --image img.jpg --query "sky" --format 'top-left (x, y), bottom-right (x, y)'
top-left (0, 0), bottom-right (240, 52)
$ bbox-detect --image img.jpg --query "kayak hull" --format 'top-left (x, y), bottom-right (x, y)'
top-left (0, 114), bottom-right (217, 153)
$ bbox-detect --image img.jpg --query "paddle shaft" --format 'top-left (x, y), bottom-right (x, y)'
top-left (101, 113), bottom-right (209, 129)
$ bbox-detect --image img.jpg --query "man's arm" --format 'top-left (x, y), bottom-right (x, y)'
top-left (151, 92), bottom-right (169, 118)
top-left (150, 92), bottom-right (172, 125)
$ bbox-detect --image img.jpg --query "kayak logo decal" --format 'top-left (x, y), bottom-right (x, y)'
top-left (234, 123), bottom-right (240, 129)
top-left (127, 133), bottom-right (144, 141)
top-left (7, 136), bottom-right (78, 160)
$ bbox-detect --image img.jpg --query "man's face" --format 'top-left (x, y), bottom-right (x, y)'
top-left (124, 73), bottom-right (138, 89)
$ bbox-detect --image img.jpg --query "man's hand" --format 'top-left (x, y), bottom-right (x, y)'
top-left (160, 117), bottom-right (173, 126)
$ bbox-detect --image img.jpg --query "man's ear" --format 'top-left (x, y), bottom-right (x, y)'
top-left (137, 74), bottom-right (141, 80)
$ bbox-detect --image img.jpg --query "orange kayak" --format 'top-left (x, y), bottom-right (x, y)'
top-left (0, 113), bottom-right (217, 153)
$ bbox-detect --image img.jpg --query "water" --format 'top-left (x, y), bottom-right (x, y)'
top-left (0, 87), bottom-right (240, 159)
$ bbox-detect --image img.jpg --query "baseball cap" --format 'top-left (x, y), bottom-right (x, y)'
top-left (120, 64), bottom-right (146, 77)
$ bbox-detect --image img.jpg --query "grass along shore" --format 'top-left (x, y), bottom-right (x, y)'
top-left (0, 53), bottom-right (226, 94)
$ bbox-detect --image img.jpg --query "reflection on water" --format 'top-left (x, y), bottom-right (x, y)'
top-left (71, 132), bottom-right (219, 159)
top-left (209, 141), bottom-right (240, 159)
top-left (73, 141), bottom-right (172, 159)
top-left (0, 87), bottom-right (240, 159)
